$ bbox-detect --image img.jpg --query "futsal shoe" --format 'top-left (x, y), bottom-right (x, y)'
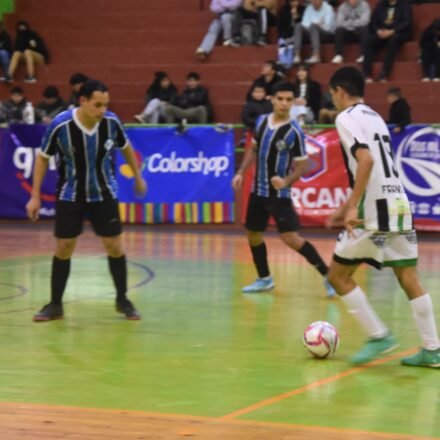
top-left (33, 303), bottom-right (64, 322)
top-left (351, 333), bottom-right (399, 365)
top-left (324, 277), bottom-right (337, 298)
top-left (401, 348), bottom-right (440, 368)
top-left (242, 276), bottom-right (274, 293)
top-left (116, 298), bottom-right (141, 320)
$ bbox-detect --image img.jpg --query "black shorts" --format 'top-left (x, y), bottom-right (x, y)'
top-left (245, 193), bottom-right (300, 233)
top-left (55, 199), bottom-right (122, 239)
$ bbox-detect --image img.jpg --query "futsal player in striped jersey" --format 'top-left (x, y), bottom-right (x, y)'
top-left (233, 81), bottom-right (336, 297)
top-left (326, 67), bottom-right (440, 367)
top-left (26, 80), bottom-right (147, 322)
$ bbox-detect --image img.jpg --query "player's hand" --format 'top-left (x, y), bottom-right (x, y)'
top-left (232, 173), bottom-right (243, 191)
top-left (344, 205), bottom-right (363, 235)
top-left (26, 196), bottom-right (41, 222)
top-left (134, 176), bottom-right (147, 197)
top-left (270, 176), bottom-right (287, 190)
top-left (325, 206), bottom-right (345, 229)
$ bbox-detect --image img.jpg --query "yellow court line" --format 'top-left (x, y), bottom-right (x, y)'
top-left (221, 347), bottom-right (418, 420)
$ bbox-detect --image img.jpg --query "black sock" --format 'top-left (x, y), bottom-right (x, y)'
top-left (298, 241), bottom-right (328, 276)
top-left (51, 257), bottom-right (71, 305)
top-left (250, 243), bottom-right (270, 278)
top-left (108, 255), bottom-right (127, 301)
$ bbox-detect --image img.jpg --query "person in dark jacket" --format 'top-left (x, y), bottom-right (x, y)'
top-left (35, 86), bottom-right (67, 124)
top-left (362, 0), bottom-right (412, 82)
top-left (164, 72), bottom-right (212, 124)
top-left (0, 21), bottom-right (12, 81)
top-left (386, 87), bottom-right (411, 133)
top-left (67, 72), bottom-right (89, 108)
top-left (242, 83), bottom-right (273, 130)
top-left (293, 63), bottom-right (321, 122)
top-left (420, 17), bottom-right (440, 82)
top-left (7, 20), bottom-right (49, 83)
top-left (0, 86), bottom-right (30, 124)
top-left (246, 60), bottom-right (284, 101)
top-left (134, 71), bottom-right (178, 123)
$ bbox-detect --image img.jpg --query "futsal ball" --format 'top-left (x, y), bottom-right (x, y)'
top-left (303, 321), bottom-right (339, 359)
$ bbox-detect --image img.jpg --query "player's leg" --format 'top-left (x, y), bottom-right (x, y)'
top-left (242, 194), bottom-right (273, 293)
top-left (384, 232), bottom-right (440, 367)
top-left (328, 230), bottom-right (399, 364)
top-left (33, 201), bottom-right (83, 322)
top-left (89, 199), bottom-right (140, 320)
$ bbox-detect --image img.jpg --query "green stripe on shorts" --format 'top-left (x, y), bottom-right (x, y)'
top-left (383, 258), bottom-right (418, 268)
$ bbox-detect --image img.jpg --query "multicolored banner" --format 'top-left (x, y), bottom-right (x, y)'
top-left (241, 125), bottom-right (440, 231)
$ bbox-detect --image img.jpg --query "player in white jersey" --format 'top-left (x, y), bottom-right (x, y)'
top-left (326, 67), bottom-right (440, 368)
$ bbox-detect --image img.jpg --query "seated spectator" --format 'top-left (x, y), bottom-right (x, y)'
top-left (232, 0), bottom-right (277, 46)
top-left (134, 71), bottom-right (178, 123)
top-left (331, 0), bottom-right (371, 64)
top-left (67, 72), bottom-right (89, 108)
top-left (362, 0), bottom-right (412, 82)
top-left (318, 91), bottom-right (338, 123)
top-left (0, 86), bottom-right (30, 124)
top-left (246, 60), bottom-right (284, 100)
top-left (6, 20), bottom-right (49, 83)
top-left (420, 17), bottom-right (440, 82)
top-left (293, 0), bottom-right (336, 64)
top-left (35, 86), bottom-right (66, 124)
top-left (293, 63), bottom-right (321, 122)
top-left (195, 0), bottom-right (242, 59)
top-left (163, 72), bottom-right (212, 124)
top-left (277, 0), bottom-right (306, 69)
top-left (386, 87), bottom-right (411, 134)
top-left (241, 83), bottom-right (272, 130)
top-left (0, 21), bottom-right (12, 81)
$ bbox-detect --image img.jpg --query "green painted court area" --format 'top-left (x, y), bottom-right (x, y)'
top-left (0, 226), bottom-right (439, 438)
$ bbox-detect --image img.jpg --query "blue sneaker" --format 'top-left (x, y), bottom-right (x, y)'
top-left (242, 276), bottom-right (274, 293)
top-left (351, 333), bottom-right (399, 365)
top-left (324, 277), bottom-right (337, 298)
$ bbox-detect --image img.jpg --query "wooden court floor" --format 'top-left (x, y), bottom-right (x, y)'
top-left (0, 223), bottom-right (439, 440)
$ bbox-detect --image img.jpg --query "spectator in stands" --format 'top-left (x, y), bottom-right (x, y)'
top-left (134, 71), bottom-right (178, 123)
top-left (246, 60), bottom-right (284, 100)
top-left (232, 0), bottom-right (277, 46)
top-left (68, 73), bottom-right (89, 108)
top-left (242, 83), bottom-right (272, 130)
top-left (419, 17), bottom-right (440, 82)
top-left (293, 63), bottom-right (321, 122)
top-left (6, 20), bottom-right (49, 83)
top-left (35, 86), bottom-right (67, 124)
top-left (195, 0), bottom-right (242, 59)
top-left (0, 86), bottom-right (30, 124)
top-left (331, 0), bottom-right (371, 64)
top-left (386, 86), bottom-right (411, 134)
top-left (0, 21), bottom-right (12, 81)
top-left (163, 72), bottom-right (211, 124)
top-left (362, 0), bottom-right (412, 82)
top-left (293, 0), bottom-right (336, 64)
top-left (277, 0), bottom-right (306, 69)
top-left (318, 91), bottom-right (338, 123)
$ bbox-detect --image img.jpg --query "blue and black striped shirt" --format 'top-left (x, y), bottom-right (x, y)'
top-left (40, 108), bottom-right (128, 202)
top-left (253, 114), bottom-right (307, 199)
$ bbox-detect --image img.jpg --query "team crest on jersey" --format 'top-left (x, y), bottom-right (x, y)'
top-left (104, 139), bottom-right (114, 151)
top-left (276, 140), bottom-right (288, 151)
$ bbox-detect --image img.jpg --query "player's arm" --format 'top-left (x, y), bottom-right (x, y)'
top-left (232, 140), bottom-right (257, 190)
top-left (271, 158), bottom-right (307, 189)
top-left (26, 153), bottom-right (50, 221)
top-left (120, 142), bottom-right (147, 197)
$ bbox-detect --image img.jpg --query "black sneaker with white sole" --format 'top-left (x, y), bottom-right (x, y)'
top-left (33, 303), bottom-right (64, 322)
top-left (116, 299), bottom-right (141, 320)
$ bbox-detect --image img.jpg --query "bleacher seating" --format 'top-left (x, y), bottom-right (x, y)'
top-left (1, 0), bottom-right (439, 123)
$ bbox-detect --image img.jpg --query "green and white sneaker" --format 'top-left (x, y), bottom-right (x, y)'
top-left (351, 333), bottom-right (399, 365)
top-left (401, 348), bottom-right (440, 368)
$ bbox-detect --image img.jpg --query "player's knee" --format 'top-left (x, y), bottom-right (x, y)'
top-left (55, 240), bottom-right (75, 258)
top-left (246, 231), bottom-right (263, 247)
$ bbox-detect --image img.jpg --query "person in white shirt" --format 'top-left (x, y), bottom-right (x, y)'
top-left (325, 66), bottom-right (440, 368)
top-left (293, 0), bottom-right (336, 64)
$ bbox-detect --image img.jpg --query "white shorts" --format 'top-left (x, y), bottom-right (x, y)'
top-left (333, 229), bottom-right (418, 269)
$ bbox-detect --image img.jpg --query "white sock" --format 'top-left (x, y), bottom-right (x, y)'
top-left (341, 286), bottom-right (388, 339)
top-left (410, 294), bottom-right (440, 350)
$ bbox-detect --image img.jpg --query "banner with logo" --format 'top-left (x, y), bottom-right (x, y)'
top-left (0, 125), bottom-right (57, 219)
top-left (118, 126), bottom-right (235, 223)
